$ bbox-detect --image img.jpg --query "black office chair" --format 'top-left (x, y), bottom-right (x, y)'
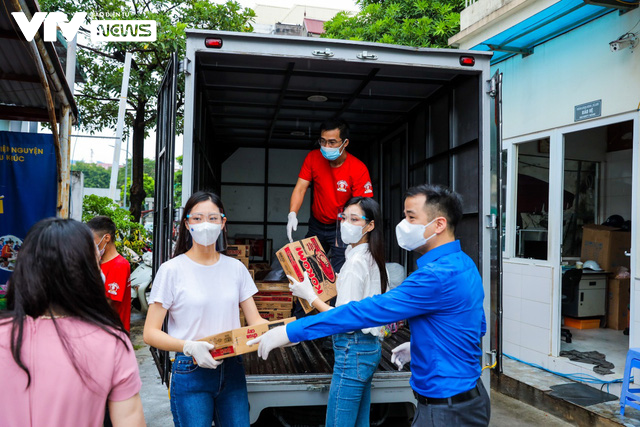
top-left (561, 268), bottom-right (583, 343)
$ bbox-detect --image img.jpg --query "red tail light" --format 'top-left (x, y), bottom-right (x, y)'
top-left (459, 56), bottom-right (475, 66)
top-left (205, 38), bottom-right (223, 48)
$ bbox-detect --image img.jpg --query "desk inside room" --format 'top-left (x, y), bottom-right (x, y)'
top-left (561, 269), bottom-right (608, 318)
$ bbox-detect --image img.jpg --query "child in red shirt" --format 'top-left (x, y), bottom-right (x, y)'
top-left (87, 216), bottom-right (132, 331)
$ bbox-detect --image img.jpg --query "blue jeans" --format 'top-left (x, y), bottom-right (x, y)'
top-left (170, 353), bottom-right (250, 427)
top-left (326, 331), bottom-right (382, 427)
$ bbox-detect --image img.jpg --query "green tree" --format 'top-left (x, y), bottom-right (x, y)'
top-left (71, 161), bottom-right (111, 188)
top-left (174, 155), bottom-right (183, 205)
top-left (41, 0), bottom-right (255, 221)
top-left (323, 0), bottom-right (463, 48)
top-left (120, 173), bottom-right (155, 205)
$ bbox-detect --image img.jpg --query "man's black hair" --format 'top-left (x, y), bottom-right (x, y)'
top-left (319, 119), bottom-right (350, 141)
top-left (404, 184), bottom-right (463, 232)
top-left (86, 215), bottom-right (116, 241)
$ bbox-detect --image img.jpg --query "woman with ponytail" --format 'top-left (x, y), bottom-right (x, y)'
top-left (288, 196), bottom-right (389, 427)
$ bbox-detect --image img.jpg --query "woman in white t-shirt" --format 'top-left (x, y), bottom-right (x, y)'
top-left (143, 191), bottom-right (267, 426)
top-left (289, 197), bottom-right (389, 427)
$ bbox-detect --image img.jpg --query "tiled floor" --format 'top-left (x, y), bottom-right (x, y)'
top-left (561, 326), bottom-right (629, 381)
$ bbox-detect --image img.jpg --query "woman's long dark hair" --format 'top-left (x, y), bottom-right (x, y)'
top-left (0, 218), bottom-right (128, 388)
top-left (344, 197), bottom-right (389, 293)
top-left (173, 191), bottom-right (228, 257)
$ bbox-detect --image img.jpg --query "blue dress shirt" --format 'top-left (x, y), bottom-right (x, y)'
top-left (286, 240), bottom-right (486, 398)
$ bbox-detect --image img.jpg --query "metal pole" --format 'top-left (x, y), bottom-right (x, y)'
top-left (124, 132), bottom-right (129, 208)
top-left (108, 52), bottom-right (132, 200)
top-left (65, 35), bottom-right (77, 92)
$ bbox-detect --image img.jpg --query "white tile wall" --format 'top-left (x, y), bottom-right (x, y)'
top-left (503, 272), bottom-right (522, 298)
top-left (521, 274), bottom-right (551, 304)
top-left (521, 299), bottom-right (550, 329)
top-left (502, 260), bottom-right (554, 366)
top-left (521, 323), bottom-right (551, 354)
top-left (503, 295), bottom-right (522, 321)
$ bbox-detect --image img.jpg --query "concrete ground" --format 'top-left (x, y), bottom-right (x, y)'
top-left (131, 312), bottom-right (571, 426)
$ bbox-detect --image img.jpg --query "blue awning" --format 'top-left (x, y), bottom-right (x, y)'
top-left (471, 0), bottom-right (620, 65)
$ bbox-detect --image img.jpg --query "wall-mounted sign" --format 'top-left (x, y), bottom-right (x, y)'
top-left (574, 100), bottom-right (601, 122)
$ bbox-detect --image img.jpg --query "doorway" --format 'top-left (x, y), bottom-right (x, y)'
top-left (559, 120), bottom-right (633, 380)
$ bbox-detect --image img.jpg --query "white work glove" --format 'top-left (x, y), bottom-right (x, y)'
top-left (287, 212), bottom-right (298, 243)
top-left (183, 340), bottom-right (222, 369)
top-left (391, 342), bottom-right (411, 371)
top-left (288, 272), bottom-right (318, 305)
top-left (246, 325), bottom-right (292, 360)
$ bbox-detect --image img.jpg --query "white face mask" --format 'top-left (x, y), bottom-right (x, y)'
top-left (340, 221), bottom-right (366, 245)
top-left (96, 235), bottom-right (107, 258)
top-left (188, 222), bottom-right (222, 247)
top-left (395, 217), bottom-right (438, 251)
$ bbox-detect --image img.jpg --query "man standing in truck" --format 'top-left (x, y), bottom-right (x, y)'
top-left (254, 184), bottom-right (490, 426)
top-left (286, 119), bottom-right (373, 273)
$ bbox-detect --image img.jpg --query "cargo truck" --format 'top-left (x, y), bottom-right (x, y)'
top-left (152, 30), bottom-right (502, 424)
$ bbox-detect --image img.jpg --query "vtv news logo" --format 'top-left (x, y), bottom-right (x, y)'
top-left (11, 12), bottom-right (157, 42)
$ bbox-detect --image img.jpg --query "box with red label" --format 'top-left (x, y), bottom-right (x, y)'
top-left (199, 317), bottom-right (295, 360)
top-left (254, 293), bottom-right (293, 303)
top-left (227, 244), bottom-right (250, 258)
top-left (255, 300), bottom-right (292, 311)
top-left (276, 236), bottom-right (337, 313)
top-left (259, 310), bottom-right (290, 321)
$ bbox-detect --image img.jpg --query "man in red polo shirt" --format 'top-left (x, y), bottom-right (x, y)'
top-left (287, 119), bottom-right (373, 273)
top-left (87, 216), bottom-right (132, 331)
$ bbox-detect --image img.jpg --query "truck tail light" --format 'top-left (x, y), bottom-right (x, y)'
top-left (459, 56), bottom-right (475, 66)
top-left (205, 38), bottom-right (223, 48)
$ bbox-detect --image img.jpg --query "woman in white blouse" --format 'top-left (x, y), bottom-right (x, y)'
top-left (289, 197), bottom-right (389, 427)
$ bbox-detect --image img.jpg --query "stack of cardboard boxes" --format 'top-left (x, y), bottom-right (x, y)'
top-left (226, 244), bottom-right (253, 278)
top-left (580, 224), bottom-right (631, 330)
top-left (240, 281), bottom-right (292, 326)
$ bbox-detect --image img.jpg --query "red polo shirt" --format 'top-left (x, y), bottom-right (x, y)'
top-left (101, 254), bottom-right (132, 331)
top-left (299, 149), bottom-right (373, 224)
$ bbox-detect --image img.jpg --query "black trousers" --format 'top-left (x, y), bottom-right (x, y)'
top-left (411, 380), bottom-right (491, 427)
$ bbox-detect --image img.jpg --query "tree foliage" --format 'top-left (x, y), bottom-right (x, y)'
top-left (40, 0), bottom-right (255, 220)
top-left (323, 0), bottom-right (464, 48)
top-left (71, 161), bottom-right (111, 187)
top-left (82, 194), bottom-right (150, 267)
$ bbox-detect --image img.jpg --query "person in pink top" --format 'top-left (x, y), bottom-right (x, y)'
top-left (0, 218), bottom-right (145, 427)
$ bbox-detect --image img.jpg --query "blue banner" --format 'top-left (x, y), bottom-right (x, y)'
top-left (0, 131), bottom-right (57, 289)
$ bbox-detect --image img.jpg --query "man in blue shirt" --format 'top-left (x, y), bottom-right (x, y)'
top-left (249, 184), bottom-right (490, 426)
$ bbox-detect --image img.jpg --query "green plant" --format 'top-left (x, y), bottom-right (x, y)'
top-left (82, 195), bottom-right (150, 269)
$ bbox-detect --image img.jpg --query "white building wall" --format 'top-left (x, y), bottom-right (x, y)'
top-left (497, 10), bottom-right (640, 139)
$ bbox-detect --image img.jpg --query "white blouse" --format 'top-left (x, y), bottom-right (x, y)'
top-left (335, 243), bottom-right (384, 336)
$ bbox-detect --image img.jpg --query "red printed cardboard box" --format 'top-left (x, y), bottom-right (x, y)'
top-left (276, 236), bottom-right (337, 313)
top-left (199, 318), bottom-right (294, 360)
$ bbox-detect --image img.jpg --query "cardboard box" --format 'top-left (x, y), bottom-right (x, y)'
top-left (607, 278), bottom-right (630, 330)
top-left (256, 281), bottom-right (290, 292)
top-left (199, 318), bottom-right (295, 360)
top-left (255, 300), bottom-right (292, 310)
top-left (250, 262), bottom-right (272, 280)
top-left (259, 310), bottom-right (290, 321)
top-left (254, 294), bottom-right (293, 302)
top-left (249, 269), bottom-right (255, 280)
top-left (227, 244), bottom-right (250, 258)
top-left (581, 224), bottom-right (631, 272)
top-left (237, 257), bottom-right (249, 269)
top-left (276, 236), bottom-right (337, 313)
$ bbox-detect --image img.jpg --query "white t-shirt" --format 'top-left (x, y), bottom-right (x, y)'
top-left (335, 243), bottom-right (384, 336)
top-left (149, 253), bottom-right (257, 341)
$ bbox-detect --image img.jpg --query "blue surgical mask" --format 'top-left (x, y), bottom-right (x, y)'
top-left (320, 141), bottom-right (346, 161)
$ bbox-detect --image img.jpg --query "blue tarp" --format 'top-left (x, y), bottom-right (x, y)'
top-left (471, 0), bottom-right (619, 64)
